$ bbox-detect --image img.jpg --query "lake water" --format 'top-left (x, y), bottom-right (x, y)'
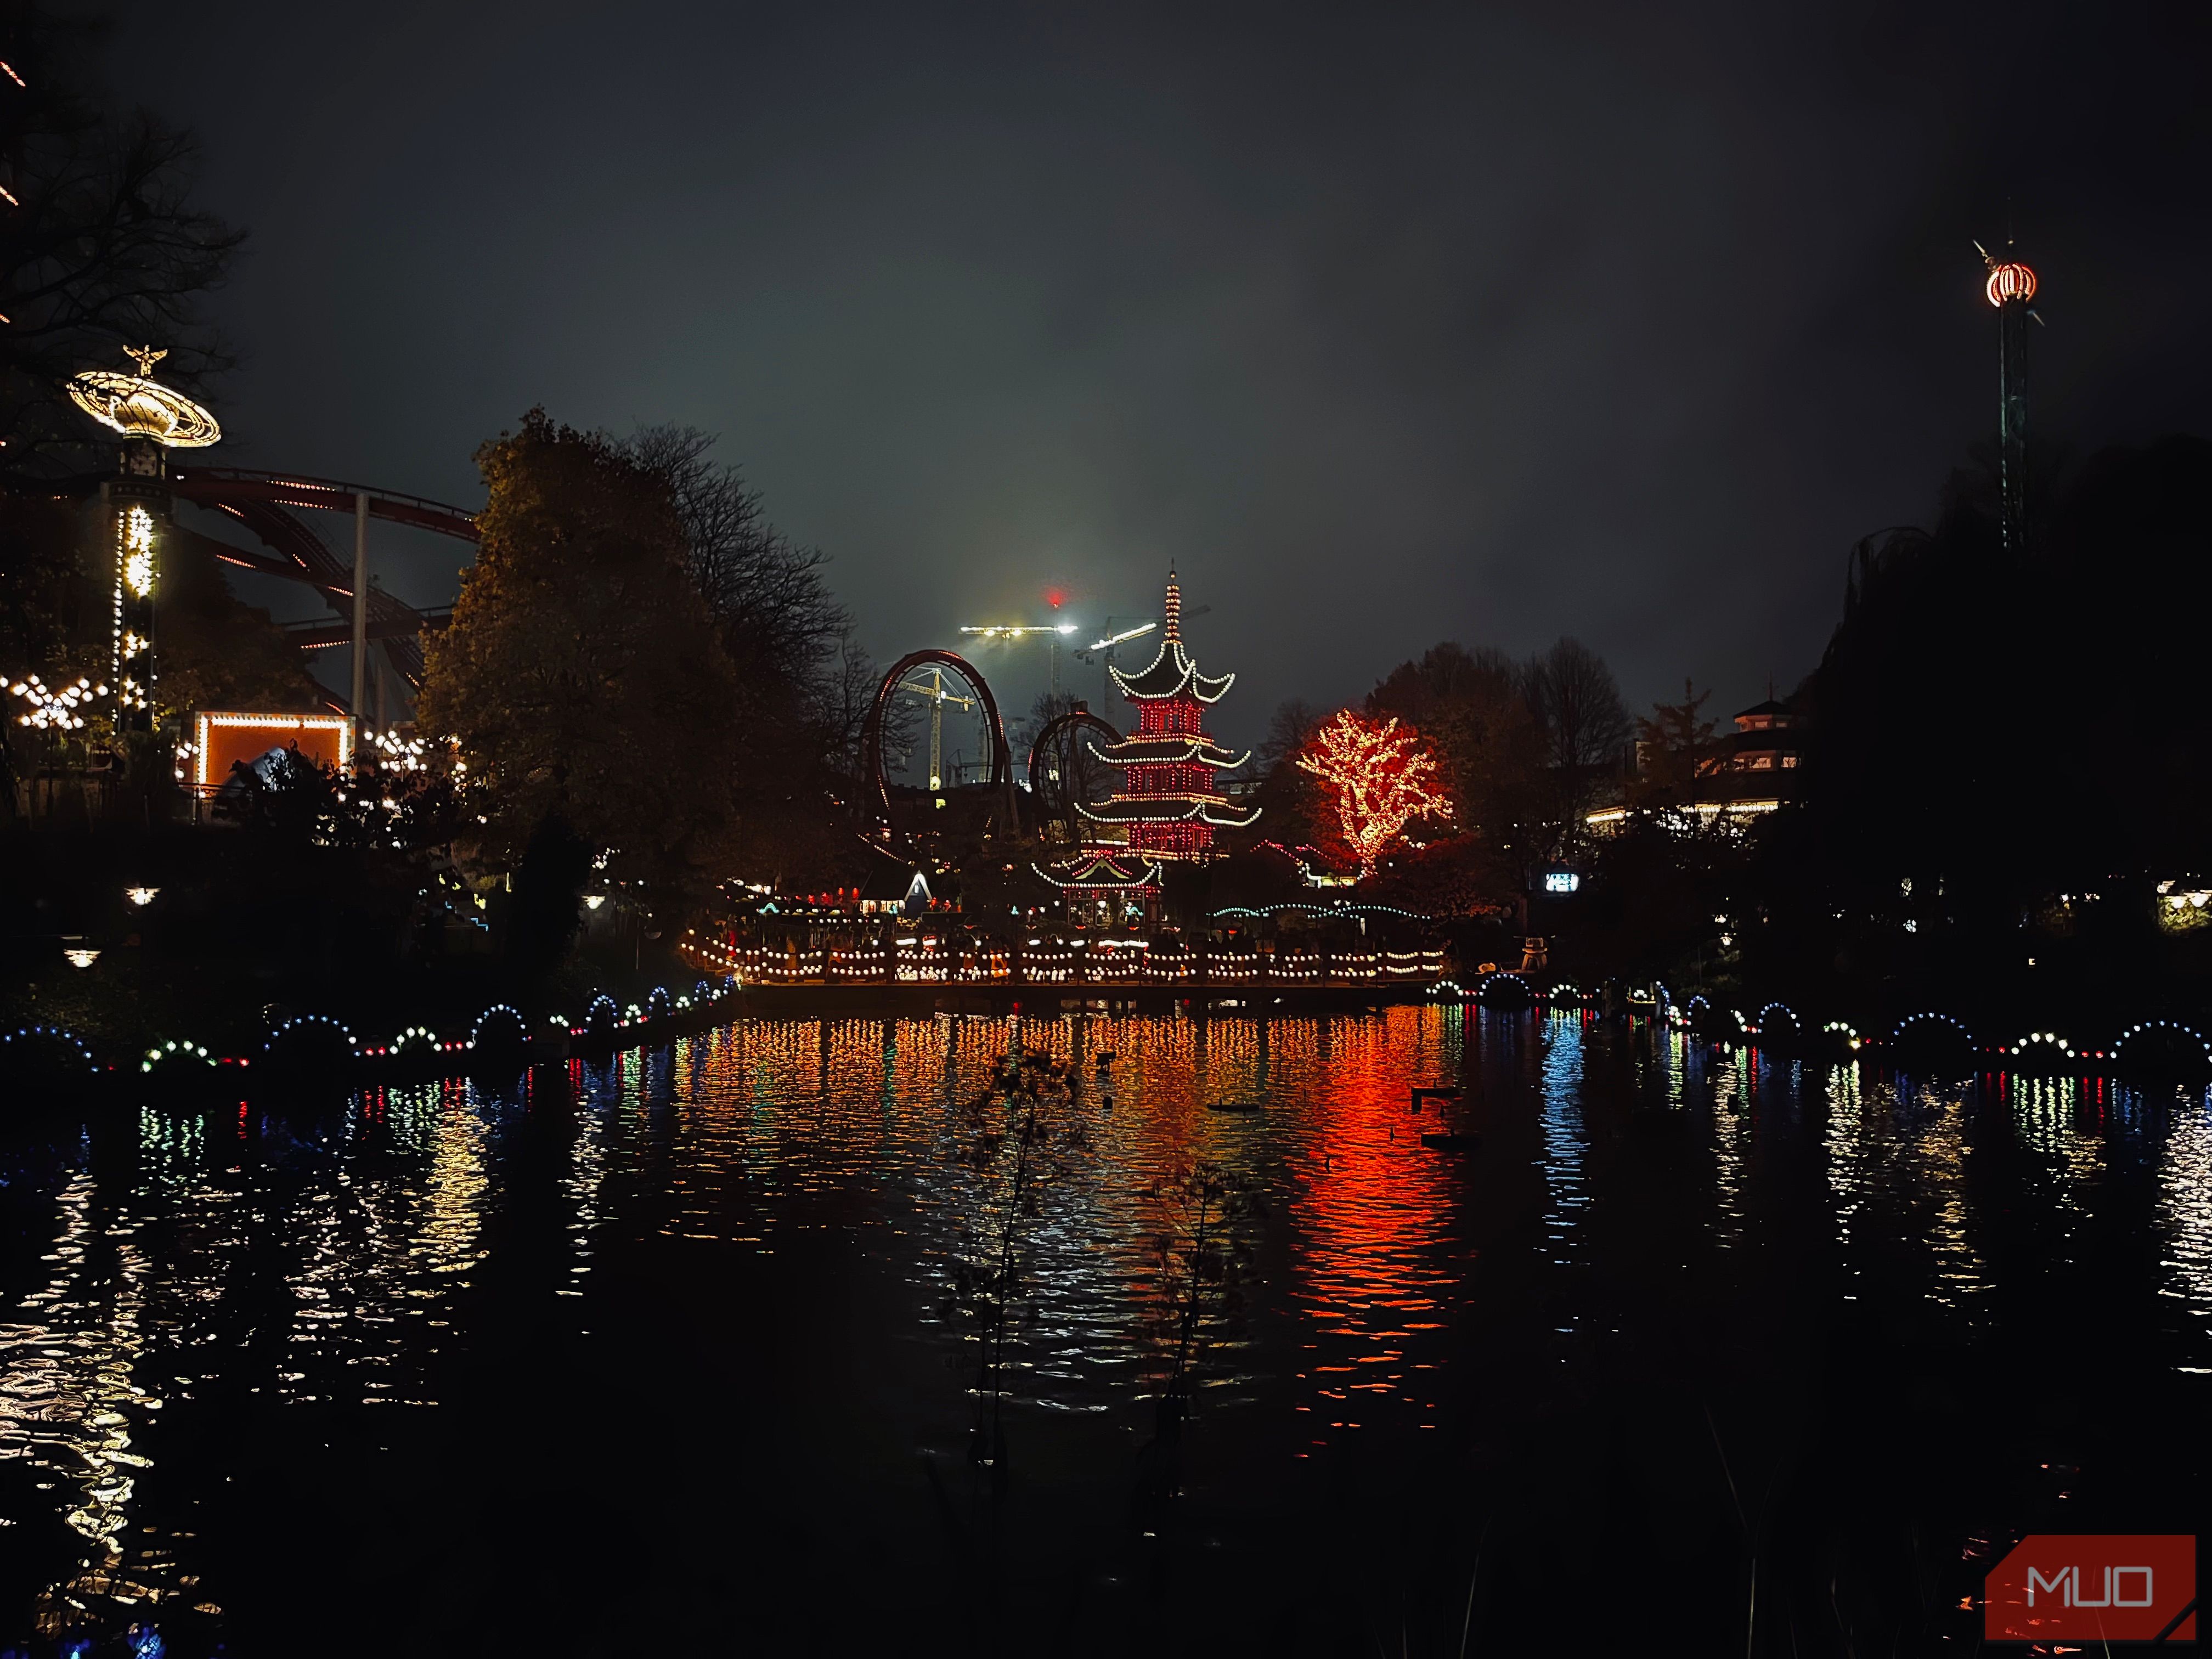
top-left (3, 1007), bottom-right (2208, 1656)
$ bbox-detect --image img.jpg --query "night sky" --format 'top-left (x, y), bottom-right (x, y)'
top-left (98, 2), bottom-right (2212, 746)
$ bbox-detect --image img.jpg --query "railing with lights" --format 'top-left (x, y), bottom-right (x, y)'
top-left (684, 935), bottom-right (1447, 990)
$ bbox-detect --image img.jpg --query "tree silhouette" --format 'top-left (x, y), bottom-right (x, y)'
top-left (0, 5), bottom-right (243, 478)
top-left (1633, 679), bottom-right (1718, 805)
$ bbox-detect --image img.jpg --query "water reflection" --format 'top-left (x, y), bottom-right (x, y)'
top-left (1816, 1069), bottom-right (1987, 1322)
top-left (0, 1166), bottom-right (171, 1632)
top-left (2153, 1084), bottom-right (2212, 1372)
top-left (1706, 1046), bottom-right (1751, 1248)
top-left (3, 1008), bottom-right (2210, 1649)
top-left (1531, 1013), bottom-right (1583, 1250)
top-left (1291, 1013), bottom-right (1459, 1442)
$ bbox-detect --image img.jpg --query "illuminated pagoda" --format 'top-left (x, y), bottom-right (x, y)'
top-left (1075, 569), bottom-right (1259, 860)
top-left (65, 346), bottom-right (223, 733)
top-left (1034, 847), bottom-right (1164, 923)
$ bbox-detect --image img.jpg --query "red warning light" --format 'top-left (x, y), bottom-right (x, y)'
top-left (1045, 587), bottom-right (1066, 610)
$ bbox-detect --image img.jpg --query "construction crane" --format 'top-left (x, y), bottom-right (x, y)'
top-left (1072, 606), bottom-right (1209, 707)
top-left (957, 622), bottom-right (1079, 698)
top-left (897, 663), bottom-right (977, 794)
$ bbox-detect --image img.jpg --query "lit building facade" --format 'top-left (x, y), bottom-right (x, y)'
top-left (1585, 697), bottom-right (1806, 834)
top-left (1696, 697), bottom-right (1803, 809)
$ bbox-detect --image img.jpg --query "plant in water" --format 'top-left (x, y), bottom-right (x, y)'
top-left (1144, 1160), bottom-right (1261, 1435)
top-left (945, 1047), bottom-right (1090, 1471)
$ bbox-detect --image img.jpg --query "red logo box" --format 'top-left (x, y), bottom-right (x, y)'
top-left (1985, 1534), bottom-right (2197, 1643)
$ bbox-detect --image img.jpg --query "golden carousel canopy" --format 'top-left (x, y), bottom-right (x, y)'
top-left (65, 346), bottom-right (221, 448)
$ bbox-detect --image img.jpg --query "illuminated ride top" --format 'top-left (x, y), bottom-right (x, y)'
top-left (1983, 259), bottom-right (2036, 308)
top-left (1075, 569), bottom-right (1259, 860)
top-left (1975, 242), bottom-right (2040, 552)
top-left (63, 347), bottom-right (225, 731)
top-left (58, 347), bottom-right (480, 726)
top-left (66, 346), bottom-right (223, 448)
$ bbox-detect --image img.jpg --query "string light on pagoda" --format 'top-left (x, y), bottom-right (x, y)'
top-left (1073, 570), bottom-right (1259, 860)
top-left (1295, 710), bottom-right (1452, 878)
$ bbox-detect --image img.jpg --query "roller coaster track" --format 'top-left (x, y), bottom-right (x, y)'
top-left (168, 467), bottom-right (480, 691)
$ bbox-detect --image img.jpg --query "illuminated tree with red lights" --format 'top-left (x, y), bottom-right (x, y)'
top-left (1295, 710), bottom-right (1452, 877)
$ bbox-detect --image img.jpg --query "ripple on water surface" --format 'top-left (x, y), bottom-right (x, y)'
top-left (3, 1006), bottom-right (2210, 1652)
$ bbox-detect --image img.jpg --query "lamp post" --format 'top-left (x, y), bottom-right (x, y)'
top-left (351, 491), bottom-right (369, 748)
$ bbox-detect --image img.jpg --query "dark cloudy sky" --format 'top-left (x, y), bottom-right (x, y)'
top-left (98, 1), bottom-right (2212, 747)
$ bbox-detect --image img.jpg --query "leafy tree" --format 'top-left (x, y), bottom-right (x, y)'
top-left (617, 424), bottom-right (878, 885)
top-left (0, 493), bottom-right (83, 667)
top-left (1575, 809), bottom-right (1740, 991)
top-left (1368, 641), bottom-right (1548, 873)
top-left (1, 4), bottom-right (243, 478)
top-left (620, 424), bottom-right (848, 689)
top-left (208, 742), bottom-right (336, 840)
top-left (417, 411), bottom-right (742, 923)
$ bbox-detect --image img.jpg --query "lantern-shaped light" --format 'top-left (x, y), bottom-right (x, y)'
top-left (1985, 262), bottom-right (2037, 307)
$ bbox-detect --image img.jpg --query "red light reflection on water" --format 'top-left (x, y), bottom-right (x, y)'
top-left (1288, 1015), bottom-right (1460, 1448)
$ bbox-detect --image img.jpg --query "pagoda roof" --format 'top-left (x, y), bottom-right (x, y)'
top-left (1088, 735), bottom-right (1250, 769)
top-left (1076, 794), bottom-right (1262, 829)
top-left (1032, 852), bottom-right (1163, 890)
top-left (1110, 637), bottom-right (1235, 704)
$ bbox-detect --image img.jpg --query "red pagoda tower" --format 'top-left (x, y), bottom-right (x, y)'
top-left (1076, 570), bottom-right (1259, 859)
